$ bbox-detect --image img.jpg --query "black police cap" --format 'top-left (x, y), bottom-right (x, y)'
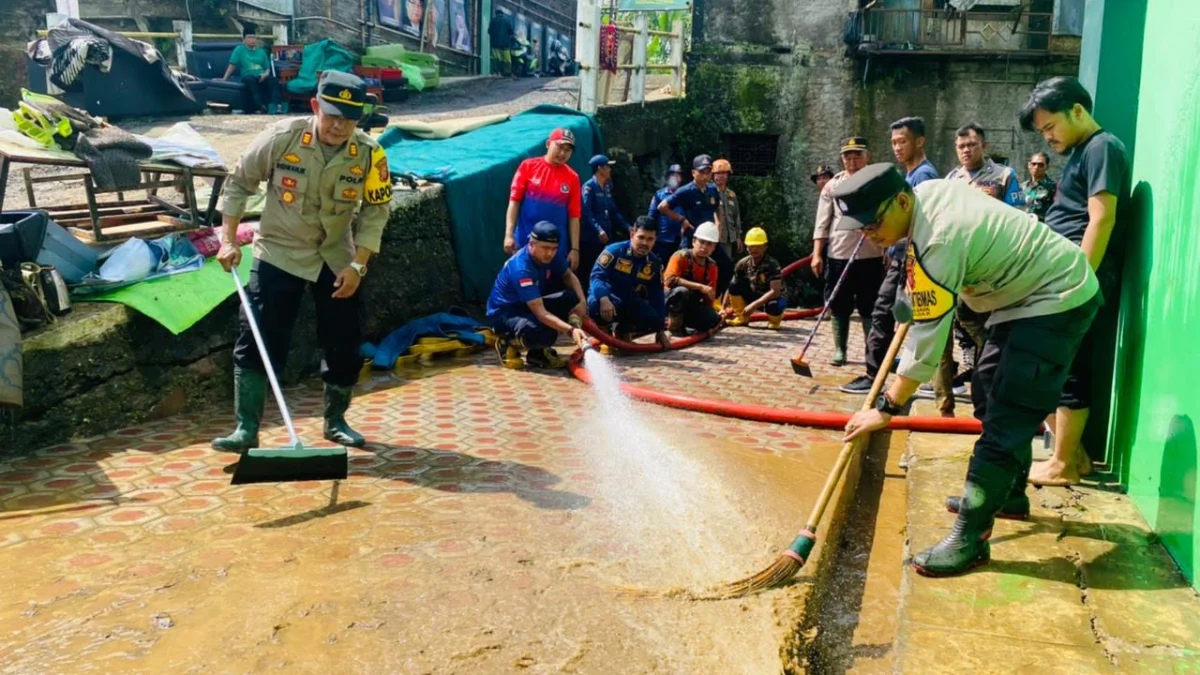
top-left (530, 221), bottom-right (560, 243)
top-left (830, 163), bottom-right (908, 231)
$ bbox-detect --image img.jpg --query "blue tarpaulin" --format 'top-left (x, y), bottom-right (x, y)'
top-left (378, 105), bottom-right (604, 301)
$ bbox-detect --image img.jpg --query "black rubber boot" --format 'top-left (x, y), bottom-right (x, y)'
top-left (945, 492), bottom-right (1030, 521)
top-left (526, 347), bottom-right (568, 369)
top-left (831, 316), bottom-right (849, 366)
top-left (912, 462), bottom-right (1013, 577)
top-left (212, 368), bottom-right (266, 452)
top-left (323, 384), bottom-right (365, 448)
top-left (667, 313), bottom-right (687, 337)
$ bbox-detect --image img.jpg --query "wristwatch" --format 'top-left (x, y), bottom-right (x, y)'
top-left (350, 262), bottom-right (368, 277)
top-left (875, 393), bottom-right (904, 416)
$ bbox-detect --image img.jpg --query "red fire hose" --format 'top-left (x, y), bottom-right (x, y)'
top-left (569, 254), bottom-right (986, 435)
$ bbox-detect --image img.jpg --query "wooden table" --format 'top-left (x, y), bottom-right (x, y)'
top-left (0, 144), bottom-right (228, 243)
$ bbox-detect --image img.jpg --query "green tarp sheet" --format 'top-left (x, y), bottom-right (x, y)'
top-left (378, 105), bottom-right (604, 302)
top-left (79, 246), bottom-right (252, 335)
top-left (286, 40), bottom-right (356, 95)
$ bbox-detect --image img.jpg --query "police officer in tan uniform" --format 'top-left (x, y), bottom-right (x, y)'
top-left (213, 72), bottom-right (391, 452)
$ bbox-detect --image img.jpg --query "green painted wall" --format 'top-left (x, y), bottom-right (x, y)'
top-left (1110, 0), bottom-right (1200, 586)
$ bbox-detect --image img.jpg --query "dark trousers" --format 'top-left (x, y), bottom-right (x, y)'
top-left (578, 242), bottom-right (605, 294)
top-left (968, 297), bottom-right (1099, 494)
top-left (588, 294), bottom-right (663, 336)
top-left (666, 286), bottom-right (721, 332)
top-left (728, 278), bottom-right (788, 315)
top-left (492, 289), bottom-right (578, 350)
top-left (824, 256), bottom-right (886, 324)
top-left (241, 74), bottom-right (278, 112)
top-left (233, 260), bottom-right (363, 388)
top-left (652, 239), bottom-right (680, 267)
top-left (934, 305), bottom-right (989, 412)
top-left (713, 245), bottom-right (734, 296)
top-left (864, 256), bottom-right (905, 378)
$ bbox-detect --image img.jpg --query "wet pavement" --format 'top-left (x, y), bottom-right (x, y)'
top-left (896, 418), bottom-right (1200, 673)
top-left (0, 319), bottom-right (873, 674)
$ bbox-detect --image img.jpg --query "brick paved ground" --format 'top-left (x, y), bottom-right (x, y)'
top-left (0, 323), bottom-right (867, 674)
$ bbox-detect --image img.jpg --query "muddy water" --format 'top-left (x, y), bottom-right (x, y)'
top-left (0, 355), bottom-right (850, 674)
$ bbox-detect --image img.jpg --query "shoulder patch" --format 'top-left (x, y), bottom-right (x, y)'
top-left (598, 251), bottom-right (614, 268)
top-left (301, 131), bottom-right (313, 147)
top-left (905, 243), bottom-right (955, 322)
top-left (349, 142), bottom-right (359, 157)
top-left (364, 147), bottom-right (393, 206)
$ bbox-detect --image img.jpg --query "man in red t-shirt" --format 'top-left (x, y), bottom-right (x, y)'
top-left (504, 128), bottom-right (583, 270)
top-left (663, 221), bottom-right (722, 335)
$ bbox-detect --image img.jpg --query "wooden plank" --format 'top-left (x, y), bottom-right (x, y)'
top-left (48, 203), bottom-right (164, 220)
top-left (43, 200), bottom-right (149, 214)
top-left (58, 210), bottom-right (169, 228)
top-left (72, 220), bottom-right (188, 244)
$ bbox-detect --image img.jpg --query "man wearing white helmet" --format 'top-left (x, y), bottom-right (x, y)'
top-left (663, 221), bottom-right (722, 336)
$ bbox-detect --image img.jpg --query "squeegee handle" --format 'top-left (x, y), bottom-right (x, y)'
top-left (232, 270), bottom-right (301, 447)
top-left (795, 234), bottom-right (867, 357)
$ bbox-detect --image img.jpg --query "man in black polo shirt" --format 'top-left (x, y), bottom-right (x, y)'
top-left (657, 154), bottom-right (723, 251)
top-left (1019, 75), bottom-right (1131, 487)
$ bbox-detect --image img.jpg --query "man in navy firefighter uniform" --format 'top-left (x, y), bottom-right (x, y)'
top-left (488, 221), bottom-right (589, 369)
top-left (588, 216), bottom-right (672, 350)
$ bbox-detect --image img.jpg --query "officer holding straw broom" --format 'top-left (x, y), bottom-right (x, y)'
top-left (839, 164), bottom-right (1099, 577)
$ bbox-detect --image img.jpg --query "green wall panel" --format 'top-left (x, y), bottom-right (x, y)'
top-left (1112, 0), bottom-right (1200, 586)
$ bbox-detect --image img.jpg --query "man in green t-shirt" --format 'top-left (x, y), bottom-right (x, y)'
top-left (221, 25), bottom-right (278, 114)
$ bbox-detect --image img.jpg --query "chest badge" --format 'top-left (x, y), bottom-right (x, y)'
top-left (281, 176), bottom-right (297, 188)
top-left (281, 190), bottom-right (296, 204)
top-left (342, 188), bottom-right (359, 200)
top-left (561, 184), bottom-right (570, 193)
top-left (350, 164), bottom-right (365, 176)
top-left (638, 264), bottom-right (654, 280)
top-left (616, 258), bottom-right (634, 274)
top-left (905, 243), bottom-right (955, 322)
top-left (284, 153), bottom-right (302, 164)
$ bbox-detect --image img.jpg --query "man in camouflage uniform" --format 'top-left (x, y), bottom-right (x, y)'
top-left (213, 71), bottom-right (391, 452)
top-left (1022, 151), bottom-right (1057, 221)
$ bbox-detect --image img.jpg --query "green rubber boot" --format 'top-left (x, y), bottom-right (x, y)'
top-left (323, 384), bottom-right (366, 448)
top-left (212, 368), bottom-right (267, 452)
top-left (831, 316), bottom-right (849, 366)
top-left (912, 461), bottom-right (1012, 577)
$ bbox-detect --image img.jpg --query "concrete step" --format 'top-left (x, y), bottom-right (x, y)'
top-left (894, 410), bottom-right (1200, 672)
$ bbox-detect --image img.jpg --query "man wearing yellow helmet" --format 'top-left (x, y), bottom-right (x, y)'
top-left (723, 227), bottom-right (786, 329)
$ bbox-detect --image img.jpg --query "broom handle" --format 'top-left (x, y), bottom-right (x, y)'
top-left (794, 234), bottom-right (866, 359)
top-left (232, 270), bottom-right (301, 447)
top-left (804, 321), bottom-right (911, 530)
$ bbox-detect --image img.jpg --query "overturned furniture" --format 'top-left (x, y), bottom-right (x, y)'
top-left (0, 144), bottom-right (226, 244)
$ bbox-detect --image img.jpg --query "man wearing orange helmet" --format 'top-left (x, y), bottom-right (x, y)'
top-left (712, 158), bottom-right (742, 294)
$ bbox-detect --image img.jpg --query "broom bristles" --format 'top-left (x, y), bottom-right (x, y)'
top-left (615, 555), bottom-right (802, 602)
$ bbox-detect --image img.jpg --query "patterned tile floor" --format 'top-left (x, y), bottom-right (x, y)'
top-left (0, 319), bottom-right (873, 674)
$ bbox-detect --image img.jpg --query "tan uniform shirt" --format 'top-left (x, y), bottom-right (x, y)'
top-left (897, 180), bottom-right (1098, 383)
top-left (717, 187), bottom-right (742, 250)
top-left (217, 117), bottom-right (392, 282)
top-left (814, 170), bottom-right (885, 260)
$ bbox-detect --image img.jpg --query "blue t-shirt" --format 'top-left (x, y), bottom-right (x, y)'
top-left (890, 159), bottom-right (941, 259)
top-left (649, 186), bottom-right (684, 243)
top-left (486, 246), bottom-right (569, 322)
top-left (663, 181), bottom-right (720, 229)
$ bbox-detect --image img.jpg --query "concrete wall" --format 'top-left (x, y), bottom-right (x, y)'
top-left (1110, 0), bottom-right (1199, 588)
top-left (0, 188), bottom-right (462, 456)
top-left (686, 0), bottom-right (1077, 269)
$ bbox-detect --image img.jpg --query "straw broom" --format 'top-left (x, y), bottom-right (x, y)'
top-left (623, 323), bottom-right (911, 601)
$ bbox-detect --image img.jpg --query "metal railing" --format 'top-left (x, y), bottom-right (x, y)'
top-left (856, 8), bottom-right (1071, 56)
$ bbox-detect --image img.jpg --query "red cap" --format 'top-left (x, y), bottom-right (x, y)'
top-left (548, 128), bottom-right (576, 146)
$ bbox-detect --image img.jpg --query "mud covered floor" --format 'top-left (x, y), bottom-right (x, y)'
top-left (0, 320), bottom-right (870, 673)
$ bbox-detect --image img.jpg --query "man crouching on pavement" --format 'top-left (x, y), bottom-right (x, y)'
top-left (724, 227), bottom-right (786, 329)
top-left (663, 221), bottom-right (722, 336)
top-left (214, 71), bottom-right (388, 451)
top-left (487, 221), bottom-right (590, 369)
top-left (589, 216), bottom-right (672, 350)
top-left (840, 164), bottom-right (1099, 577)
